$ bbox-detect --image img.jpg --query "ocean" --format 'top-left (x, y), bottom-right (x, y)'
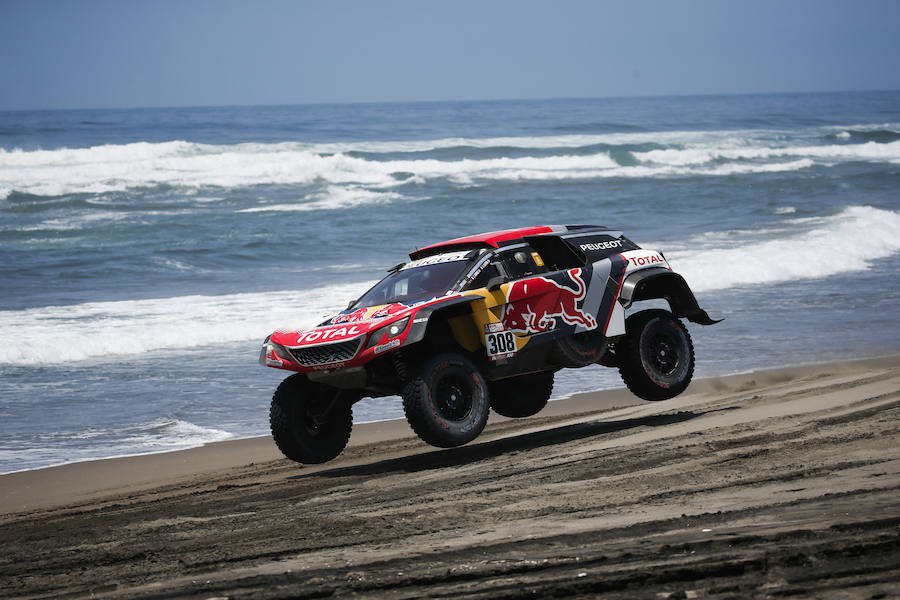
top-left (1, 91), bottom-right (899, 473)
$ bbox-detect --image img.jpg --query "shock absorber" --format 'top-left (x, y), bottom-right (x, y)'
top-left (391, 350), bottom-right (408, 384)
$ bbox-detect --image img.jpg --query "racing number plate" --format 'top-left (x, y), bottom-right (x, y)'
top-left (485, 326), bottom-right (517, 362)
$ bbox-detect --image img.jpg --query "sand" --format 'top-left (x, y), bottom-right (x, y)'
top-left (2, 355), bottom-right (899, 599)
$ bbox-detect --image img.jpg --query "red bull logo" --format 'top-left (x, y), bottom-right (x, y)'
top-left (501, 268), bottom-right (597, 334)
top-left (332, 303), bottom-right (407, 324)
top-left (332, 307), bottom-right (370, 323)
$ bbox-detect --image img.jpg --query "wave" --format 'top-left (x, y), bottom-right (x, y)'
top-left (825, 128), bottom-right (900, 144)
top-left (3, 126), bottom-right (900, 198)
top-left (2, 206), bottom-right (898, 366)
top-left (663, 206), bottom-right (900, 293)
top-left (634, 140), bottom-right (900, 167)
top-left (0, 281), bottom-right (374, 366)
top-left (121, 417), bottom-right (233, 448)
top-left (0, 418), bottom-right (233, 474)
top-left (237, 186), bottom-right (406, 213)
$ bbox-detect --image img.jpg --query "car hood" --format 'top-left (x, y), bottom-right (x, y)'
top-left (269, 302), bottom-right (416, 348)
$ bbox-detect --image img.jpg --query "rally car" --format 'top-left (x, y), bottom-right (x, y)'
top-left (260, 225), bottom-right (718, 464)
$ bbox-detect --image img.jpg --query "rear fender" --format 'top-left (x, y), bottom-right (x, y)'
top-left (619, 268), bottom-right (720, 325)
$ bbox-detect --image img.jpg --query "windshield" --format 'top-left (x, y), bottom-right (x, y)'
top-left (352, 255), bottom-right (471, 309)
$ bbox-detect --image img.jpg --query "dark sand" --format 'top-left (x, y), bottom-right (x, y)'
top-left (2, 356), bottom-right (899, 599)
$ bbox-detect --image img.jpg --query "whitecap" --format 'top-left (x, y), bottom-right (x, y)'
top-left (121, 418), bottom-right (233, 448)
top-left (0, 281), bottom-right (374, 366)
top-left (3, 133), bottom-right (899, 197)
top-left (238, 185), bottom-right (404, 213)
top-left (660, 206), bottom-right (900, 293)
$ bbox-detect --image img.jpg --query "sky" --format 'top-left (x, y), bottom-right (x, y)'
top-left (1, 0), bottom-right (899, 111)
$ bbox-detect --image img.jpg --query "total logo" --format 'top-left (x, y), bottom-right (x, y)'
top-left (296, 325), bottom-right (362, 344)
top-left (625, 251), bottom-right (667, 268)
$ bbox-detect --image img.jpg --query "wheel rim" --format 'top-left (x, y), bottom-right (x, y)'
top-left (642, 320), bottom-right (685, 379)
top-left (296, 392), bottom-right (339, 439)
top-left (649, 333), bottom-right (679, 375)
top-left (434, 371), bottom-right (474, 421)
top-left (301, 411), bottom-right (325, 438)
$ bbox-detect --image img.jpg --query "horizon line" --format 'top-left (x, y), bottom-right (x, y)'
top-left (2, 87), bottom-right (899, 114)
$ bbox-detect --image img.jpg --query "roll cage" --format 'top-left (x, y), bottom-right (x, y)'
top-left (350, 229), bottom-right (647, 313)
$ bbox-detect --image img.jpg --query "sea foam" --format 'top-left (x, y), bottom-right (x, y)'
top-left (0, 418), bottom-right (234, 474)
top-left (0, 281), bottom-right (373, 366)
top-left (3, 127), bottom-right (900, 198)
top-left (664, 206), bottom-right (900, 292)
top-left (2, 206), bottom-right (898, 366)
top-left (237, 186), bottom-right (405, 213)
top-left (635, 140), bottom-right (900, 166)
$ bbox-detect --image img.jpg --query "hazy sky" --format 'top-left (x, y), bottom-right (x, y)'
top-left (2, 0), bottom-right (898, 111)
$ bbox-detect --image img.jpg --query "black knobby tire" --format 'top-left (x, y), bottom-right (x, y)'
top-left (269, 373), bottom-right (354, 464)
top-left (617, 309), bottom-right (694, 401)
top-left (402, 353), bottom-right (490, 448)
top-left (550, 330), bottom-right (608, 368)
top-left (489, 371), bottom-right (554, 418)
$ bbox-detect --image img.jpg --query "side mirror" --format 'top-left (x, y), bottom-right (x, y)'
top-left (486, 276), bottom-right (505, 292)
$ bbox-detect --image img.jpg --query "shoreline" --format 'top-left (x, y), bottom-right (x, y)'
top-left (6, 351), bottom-right (896, 478)
top-left (3, 354), bottom-right (897, 516)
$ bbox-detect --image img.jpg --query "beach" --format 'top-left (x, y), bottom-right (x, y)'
top-left (3, 94), bottom-right (900, 476)
top-left (3, 8), bottom-right (899, 598)
top-left (3, 355), bottom-right (898, 599)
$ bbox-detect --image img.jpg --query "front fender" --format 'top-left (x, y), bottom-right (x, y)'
top-left (620, 268), bottom-right (720, 325)
top-left (402, 295), bottom-right (483, 346)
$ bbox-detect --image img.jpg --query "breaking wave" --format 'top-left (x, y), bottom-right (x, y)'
top-left (0, 418), bottom-right (234, 474)
top-left (663, 206), bottom-right (900, 292)
top-left (633, 140), bottom-right (900, 166)
top-left (2, 206), bottom-right (898, 366)
top-left (0, 281), bottom-right (373, 366)
top-left (237, 186), bottom-right (405, 213)
top-left (2, 126), bottom-right (899, 198)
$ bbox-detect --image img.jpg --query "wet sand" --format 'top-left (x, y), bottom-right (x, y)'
top-left (2, 356), bottom-right (899, 599)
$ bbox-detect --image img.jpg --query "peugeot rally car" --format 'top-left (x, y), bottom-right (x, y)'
top-left (260, 225), bottom-right (718, 464)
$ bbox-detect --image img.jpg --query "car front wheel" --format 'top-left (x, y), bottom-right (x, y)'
top-left (269, 374), bottom-right (354, 464)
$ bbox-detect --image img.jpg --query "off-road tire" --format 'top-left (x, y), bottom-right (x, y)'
top-left (402, 353), bottom-right (490, 448)
top-left (617, 309), bottom-right (694, 401)
top-left (550, 330), bottom-right (608, 368)
top-left (269, 373), bottom-right (353, 464)
top-left (489, 371), bottom-right (554, 418)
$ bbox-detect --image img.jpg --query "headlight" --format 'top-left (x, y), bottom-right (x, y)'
top-left (364, 316), bottom-right (411, 350)
top-left (259, 339), bottom-right (293, 366)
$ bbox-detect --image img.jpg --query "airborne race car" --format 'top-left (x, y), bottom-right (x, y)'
top-left (260, 225), bottom-right (718, 464)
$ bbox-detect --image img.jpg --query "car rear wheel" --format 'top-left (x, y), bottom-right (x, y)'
top-left (269, 373), bottom-right (354, 464)
top-left (617, 309), bottom-right (694, 401)
top-left (489, 371), bottom-right (554, 418)
top-left (402, 353), bottom-right (490, 448)
top-left (550, 330), bottom-right (608, 367)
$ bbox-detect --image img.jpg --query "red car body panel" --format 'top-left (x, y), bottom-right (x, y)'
top-left (266, 296), bottom-right (460, 373)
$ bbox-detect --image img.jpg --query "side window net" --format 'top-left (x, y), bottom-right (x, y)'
top-left (499, 251), bottom-right (545, 280)
top-left (524, 235), bottom-right (587, 271)
top-left (467, 263), bottom-right (501, 290)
